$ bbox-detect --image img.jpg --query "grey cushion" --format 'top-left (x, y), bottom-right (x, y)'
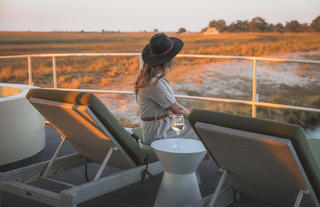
top-left (188, 109), bottom-right (320, 200)
top-left (26, 89), bottom-right (157, 165)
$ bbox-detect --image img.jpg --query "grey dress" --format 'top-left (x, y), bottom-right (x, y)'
top-left (137, 77), bottom-right (198, 145)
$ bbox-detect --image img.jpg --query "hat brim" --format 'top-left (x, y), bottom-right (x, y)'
top-left (142, 37), bottom-right (184, 66)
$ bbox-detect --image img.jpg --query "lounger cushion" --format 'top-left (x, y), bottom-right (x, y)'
top-left (309, 138), bottom-right (320, 164)
top-left (132, 127), bottom-right (158, 163)
top-left (188, 109), bottom-right (320, 200)
top-left (26, 89), bottom-right (149, 165)
top-left (132, 127), bottom-right (143, 140)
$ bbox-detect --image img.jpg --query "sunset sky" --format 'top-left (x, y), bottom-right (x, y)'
top-left (0, 0), bottom-right (319, 32)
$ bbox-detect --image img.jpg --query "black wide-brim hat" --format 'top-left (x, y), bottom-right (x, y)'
top-left (142, 33), bottom-right (184, 66)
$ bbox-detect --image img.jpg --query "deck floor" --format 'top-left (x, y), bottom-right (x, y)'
top-left (0, 126), bottom-right (274, 207)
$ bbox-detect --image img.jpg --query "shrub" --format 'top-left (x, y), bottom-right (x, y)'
top-left (177, 28), bottom-right (187, 34)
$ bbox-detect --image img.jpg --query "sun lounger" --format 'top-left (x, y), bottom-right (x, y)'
top-left (0, 88), bottom-right (162, 207)
top-left (188, 109), bottom-right (320, 207)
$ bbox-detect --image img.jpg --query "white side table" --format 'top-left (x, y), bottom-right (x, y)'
top-left (151, 138), bottom-right (207, 207)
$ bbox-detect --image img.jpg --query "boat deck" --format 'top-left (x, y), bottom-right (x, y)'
top-left (0, 126), bottom-right (274, 207)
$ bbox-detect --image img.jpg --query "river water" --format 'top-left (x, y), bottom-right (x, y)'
top-left (307, 127), bottom-right (320, 139)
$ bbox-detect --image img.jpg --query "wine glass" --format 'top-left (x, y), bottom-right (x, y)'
top-left (172, 114), bottom-right (185, 136)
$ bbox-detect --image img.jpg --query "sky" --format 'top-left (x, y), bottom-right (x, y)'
top-left (0, 0), bottom-right (319, 32)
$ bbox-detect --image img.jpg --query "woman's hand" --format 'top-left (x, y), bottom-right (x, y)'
top-left (168, 102), bottom-right (190, 118)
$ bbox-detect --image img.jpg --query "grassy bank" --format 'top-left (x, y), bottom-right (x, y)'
top-left (1, 32), bottom-right (320, 87)
top-left (0, 32), bottom-right (320, 128)
top-left (1, 32), bottom-right (320, 56)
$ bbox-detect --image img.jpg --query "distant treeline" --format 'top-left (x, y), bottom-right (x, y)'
top-left (201, 15), bottom-right (320, 33)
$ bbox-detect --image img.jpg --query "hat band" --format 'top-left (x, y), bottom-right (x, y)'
top-left (151, 42), bottom-right (173, 57)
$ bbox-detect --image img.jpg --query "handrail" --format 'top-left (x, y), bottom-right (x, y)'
top-left (0, 53), bottom-right (141, 59)
top-left (1, 52), bottom-right (320, 117)
top-left (1, 53), bottom-right (320, 64)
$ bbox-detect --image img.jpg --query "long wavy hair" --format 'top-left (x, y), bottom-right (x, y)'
top-left (135, 61), bottom-right (172, 95)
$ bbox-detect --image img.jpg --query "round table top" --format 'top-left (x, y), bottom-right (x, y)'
top-left (151, 138), bottom-right (206, 154)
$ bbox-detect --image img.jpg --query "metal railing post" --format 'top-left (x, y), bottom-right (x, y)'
top-left (139, 54), bottom-right (143, 70)
top-left (27, 56), bottom-right (32, 85)
top-left (252, 59), bottom-right (257, 118)
top-left (52, 56), bottom-right (57, 88)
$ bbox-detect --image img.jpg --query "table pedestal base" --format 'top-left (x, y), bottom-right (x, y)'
top-left (154, 172), bottom-right (201, 207)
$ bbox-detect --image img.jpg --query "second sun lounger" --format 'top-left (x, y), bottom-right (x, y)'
top-left (188, 109), bottom-right (320, 207)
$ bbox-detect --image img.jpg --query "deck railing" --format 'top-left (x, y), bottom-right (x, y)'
top-left (1, 53), bottom-right (320, 117)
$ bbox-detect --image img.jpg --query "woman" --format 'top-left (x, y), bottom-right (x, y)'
top-left (135, 33), bottom-right (197, 145)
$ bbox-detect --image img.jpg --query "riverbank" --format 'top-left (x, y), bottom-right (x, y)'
top-left (0, 32), bottom-right (319, 135)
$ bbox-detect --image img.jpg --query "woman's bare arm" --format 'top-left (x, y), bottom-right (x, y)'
top-left (168, 102), bottom-right (190, 118)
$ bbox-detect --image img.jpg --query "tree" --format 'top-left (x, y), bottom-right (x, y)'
top-left (301, 23), bottom-right (310, 32)
top-left (235, 20), bottom-right (249, 32)
top-left (226, 21), bottom-right (245, 32)
top-left (154, 29), bottom-right (159, 32)
top-left (285, 20), bottom-right (303, 32)
top-left (271, 23), bottom-right (285, 33)
top-left (209, 19), bottom-right (226, 32)
top-left (204, 16), bottom-right (318, 33)
top-left (248, 17), bottom-right (269, 32)
top-left (177, 27), bottom-right (187, 34)
top-left (311, 16), bottom-right (320, 32)
top-left (200, 27), bottom-right (207, 33)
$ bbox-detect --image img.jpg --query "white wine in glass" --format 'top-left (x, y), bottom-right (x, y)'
top-left (172, 114), bottom-right (185, 136)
